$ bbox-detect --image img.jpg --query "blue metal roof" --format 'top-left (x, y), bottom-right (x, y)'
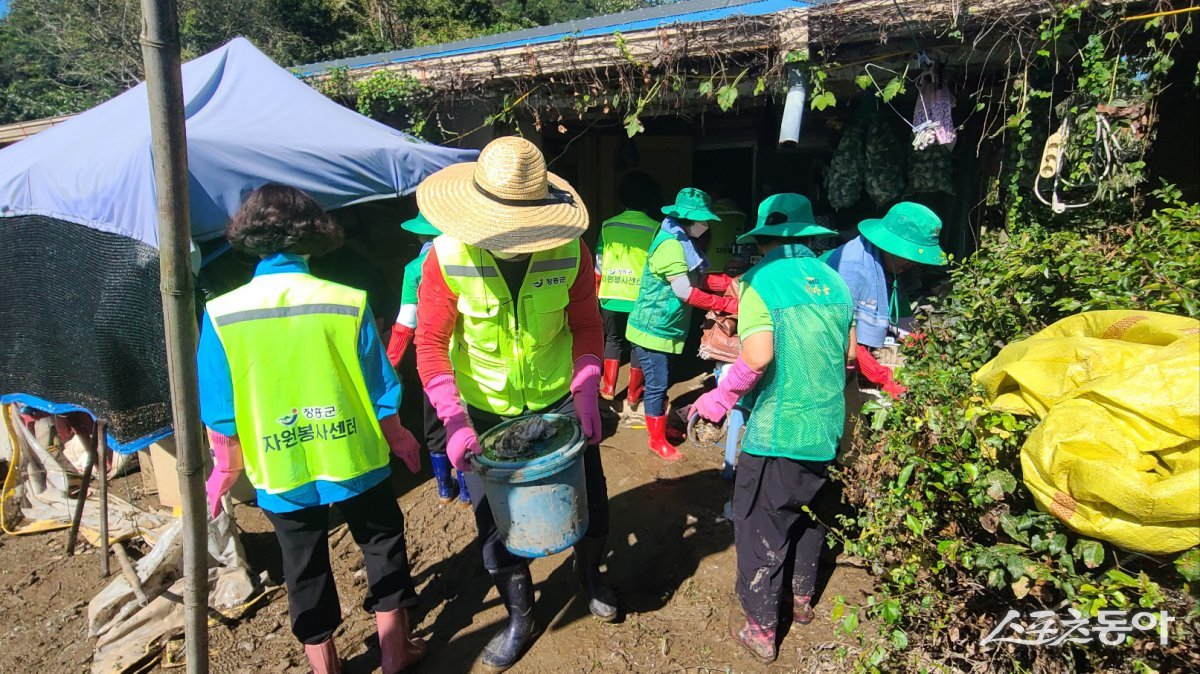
top-left (297, 0), bottom-right (815, 77)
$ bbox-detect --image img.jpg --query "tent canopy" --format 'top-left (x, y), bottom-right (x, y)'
top-left (0, 37), bottom-right (474, 246)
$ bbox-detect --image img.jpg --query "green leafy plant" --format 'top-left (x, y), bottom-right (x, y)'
top-left (830, 183), bottom-right (1199, 672)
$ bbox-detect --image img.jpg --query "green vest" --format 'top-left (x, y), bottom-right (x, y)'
top-left (207, 273), bottom-right (388, 493)
top-left (627, 228), bottom-right (692, 347)
top-left (598, 210), bottom-right (659, 311)
top-left (740, 244), bottom-right (854, 462)
top-left (435, 236), bottom-right (579, 416)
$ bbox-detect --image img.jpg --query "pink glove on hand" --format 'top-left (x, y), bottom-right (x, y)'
top-left (379, 415), bottom-right (421, 474)
top-left (691, 358), bottom-right (763, 424)
top-left (426, 374), bottom-right (481, 472)
top-left (570, 355), bottom-right (603, 445)
top-left (206, 430), bottom-right (244, 520)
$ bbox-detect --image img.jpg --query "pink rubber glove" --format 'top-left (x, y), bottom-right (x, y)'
top-left (425, 374), bottom-right (482, 472)
top-left (379, 415), bottom-right (421, 474)
top-left (206, 429), bottom-right (244, 520)
top-left (570, 354), bottom-right (603, 445)
top-left (691, 358), bottom-right (763, 424)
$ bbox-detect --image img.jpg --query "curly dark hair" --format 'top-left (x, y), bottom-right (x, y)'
top-left (225, 184), bottom-right (343, 257)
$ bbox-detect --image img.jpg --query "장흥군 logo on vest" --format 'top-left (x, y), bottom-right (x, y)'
top-left (278, 405), bottom-right (340, 427)
top-left (533, 276), bottom-right (568, 288)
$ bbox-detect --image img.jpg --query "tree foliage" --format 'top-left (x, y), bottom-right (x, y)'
top-left (0, 0), bottom-right (655, 125)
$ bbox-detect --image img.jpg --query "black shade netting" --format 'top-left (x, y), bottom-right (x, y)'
top-left (0, 215), bottom-right (171, 444)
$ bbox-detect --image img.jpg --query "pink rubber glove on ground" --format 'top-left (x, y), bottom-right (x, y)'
top-left (691, 358), bottom-right (763, 424)
top-left (426, 374), bottom-right (482, 472)
top-left (206, 429), bottom-right (244, 520)
top-left (379, 415), bottom-right (421, 474)
top-left (570, 354), bottom-right (603, 445)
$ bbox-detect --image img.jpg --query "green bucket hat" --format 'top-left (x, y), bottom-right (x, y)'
top-left (401, 212), bottom-right (441, 236)
top-left (858, 202), bottom-right (945, 266)
top-left (661, 187), bottom-right (721, 222)
top-left (737, 193), bottom-right (837, 244)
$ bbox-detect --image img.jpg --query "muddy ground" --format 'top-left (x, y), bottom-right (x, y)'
top-left (0, 374), bottom-right (874, 673)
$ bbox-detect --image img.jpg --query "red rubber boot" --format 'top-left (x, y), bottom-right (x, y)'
top-left (626, 367), bottom-right (645, 405)
top-left (600, 359), bottom-right (619, 400)
top-left (646, 416), bottom-right (683, 461)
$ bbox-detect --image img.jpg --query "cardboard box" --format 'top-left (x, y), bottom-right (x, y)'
top-left (140, 437), bottom-right (254, 510)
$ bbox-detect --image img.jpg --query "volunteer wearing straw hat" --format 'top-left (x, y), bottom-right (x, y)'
top-left (198, 185), bottom-right (427, 674)
top-left (823, 202), bottom-right (947, 399)
top-left (690, 193), bottom-right (853, 663)
top-left (626, 187), bottom-right (739, 461)
top-left (386, 212), bottom-right (470, 505)
top-left (414, 137), bottom-right (617, 671)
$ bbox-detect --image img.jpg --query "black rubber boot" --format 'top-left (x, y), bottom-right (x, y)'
top-left (573, 535), bottom-right (619, 622)
top-left (481, 566), bottom-right (535, 671)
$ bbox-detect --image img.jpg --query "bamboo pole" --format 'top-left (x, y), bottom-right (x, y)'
top-left (137, 1), bottom-right (209, 671)
top-left (97, 420), bottom-right (110, 577)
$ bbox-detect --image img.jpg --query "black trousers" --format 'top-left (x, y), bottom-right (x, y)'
top-left (731, 452), bottom-right (829, 630)
top-left (601, 307), bottom-right (641, 366)
top-left (426, 394), bottom-right (611, 572)
top-left (263, 480), bottom-right (418, 644)
top-left (423, 390), bottom-right (446, 456)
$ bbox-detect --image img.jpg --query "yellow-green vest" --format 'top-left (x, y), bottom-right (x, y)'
top-left (435, 236), bottom-right (580, 416)
top-left (598, 210), bottom-right (659, 309)
top-left (207, 273), bottom-right (388, 493)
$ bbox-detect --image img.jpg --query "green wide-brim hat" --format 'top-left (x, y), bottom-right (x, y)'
top-left (858, 201), bottom-right (946, 266)
top-left (737, 193), bottom-right (837, 243)
top-left (661, 187), bottom-right (721, 222)
top-left (401, 212), bottom-right (441, 236)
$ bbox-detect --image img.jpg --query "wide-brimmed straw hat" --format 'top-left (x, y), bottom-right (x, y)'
top-left (858, 201), bottom-right (946, 266)
top-left (417, 136), bottom-right (589, 254)
top-left (738, 193), bottom-right (837, 243)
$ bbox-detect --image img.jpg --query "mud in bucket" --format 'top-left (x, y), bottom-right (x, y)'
top-left (471, 414), bottom-right (588, 558)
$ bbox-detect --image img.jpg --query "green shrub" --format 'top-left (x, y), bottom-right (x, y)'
top-left (829, 186), bottom-right (1200, 672)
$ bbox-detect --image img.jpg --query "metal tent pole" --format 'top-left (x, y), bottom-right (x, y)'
top-left (138, 1), bottom-right (209, 671)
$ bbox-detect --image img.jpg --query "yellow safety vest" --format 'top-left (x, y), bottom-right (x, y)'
top-left (207, 273), bottom-right (387, 493)
top-left (598, 210), bottom-right (659, 308)
top-left (435, 236), bottom-right (579, 416)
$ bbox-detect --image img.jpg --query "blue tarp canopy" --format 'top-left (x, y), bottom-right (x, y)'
top-left (0, 37), bottom-right (474, 454)
top-left (0, 37), bottom-right (475, 247)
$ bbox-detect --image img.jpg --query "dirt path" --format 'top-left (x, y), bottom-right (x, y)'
top-left (0, 376), bottom-right (874, 673)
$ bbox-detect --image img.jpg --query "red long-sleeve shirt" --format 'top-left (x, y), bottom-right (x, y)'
top-left (415, 241), bottom-right (604, 387)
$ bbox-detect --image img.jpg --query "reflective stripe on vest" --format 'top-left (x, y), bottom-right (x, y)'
top-left (627, 228), bottom-right (692, 344)
top-left (207, 273), bottom-right (388, 493)
top-left (598, 212), bottom-right (658, 304)
top-left (434, 235), bottom-right (579, 416)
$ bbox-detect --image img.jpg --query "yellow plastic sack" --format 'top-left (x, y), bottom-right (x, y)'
top-left (974, 311), bottom-right (1200, 555)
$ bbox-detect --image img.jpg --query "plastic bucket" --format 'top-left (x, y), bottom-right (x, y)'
top-left (471, 414), bottom-right (588, 558)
